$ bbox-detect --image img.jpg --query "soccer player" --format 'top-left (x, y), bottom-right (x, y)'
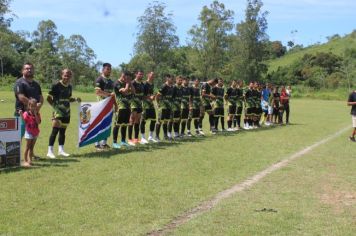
top-left (188, 78), bottom-right (202, 136)
top-left (94, 63), bottom-right (114, 150)
top-left (140, 71), bottom-right (158, 143)
top-left (170, 76), bottom-right (183, 139)
top-left (156, 74), bottom-right (174, 141)
top-left (235, 80), bottom-right (244, 130)
top-left (211, 78), bottom-right (225, 133)
top-left (244, 82), bottom-right (254, 129)
top-left (253, 81), bottom-right (262, 128)
top-left (347, 89), bottom-right (356, 142)
top-left (180, 77), bottom-right (192, 137)
top-left (200, 78), bottom-right (218, 133)
top-left (225, 80), bottom-right (238, 131)
top-left (46, 69), bottom-right (81, 158)
top-left (128, 70), bottom-right (145, 146)
top-left (112, 71), bottom-right (134, 148)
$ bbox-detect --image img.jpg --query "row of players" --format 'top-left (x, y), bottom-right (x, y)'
top-left (43, 63), bottom-right (291, 158)
top-left (91, 64), bottom-right (291, 151)
top-left (14, 62), bottom-right (290, 163)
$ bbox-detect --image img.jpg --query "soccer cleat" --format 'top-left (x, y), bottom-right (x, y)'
top-left (227, 128), bottom-right (234, 132)
top-left (148, 136), bottom-right (156, 142)
top-left (198, 130), bottom-right (205, 136)
top-left (140, 138), bottom-right (149, 144)
top-left (120, 141), bottom-right (130, 147)
top-left (128, 140), bottom-right (136, 146)
top-left (349, 136), bottom-right (356, 142)
top-left (46, 152), bottom-right (56, 159)
top-left (187, 131), bottom-right (192, 137)
top-left (58, 151), bottom-right (70, 157)
top-left (112, 143), bottom-right (121, 149)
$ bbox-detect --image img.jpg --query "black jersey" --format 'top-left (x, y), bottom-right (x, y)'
top-left (244, 88), bottom-right (254, 108)
top-left (201, 82), bottom-right (212, 106)
top-left (191, 86), bottom-right (201, 109)
top-left (143, 81), bottom-right (155, 109)
top-left (252, 89), bottom-right (262, 108)
top-left (226, 87), bottom-right (238, 106)
top-left (236, 88), bottom-right (244, 107)
top-left (113, 80), bottom-right (130, 109)
top-left (48, 81), bottom-right (73, 118)
top-left (212, 86), bottom-right (225, 108)
top-left (14, 77), bottom-right (42, 115)
top-left (95, 76), bottom-right (114, 100)
top-left (181, 86), bottom-right (191, 109)
top-left (158, 84), bottom-right (174, 109)
top-left (348, 91), bottom-right (356, 115)
top-left (172, 85), bottom-right (183, 111)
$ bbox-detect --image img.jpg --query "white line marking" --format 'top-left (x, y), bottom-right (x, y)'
top-left (147, 126), bottom-right (350, 236)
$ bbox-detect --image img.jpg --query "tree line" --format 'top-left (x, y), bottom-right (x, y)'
top-left (1, 0), bottom-right (355, 89)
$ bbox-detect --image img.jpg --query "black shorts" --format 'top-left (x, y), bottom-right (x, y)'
top-left (245, 107), bottom-right (254, 116)
top-left (204, 103), bottom-right (212, 112)
top-left (214, 107), bottom-right (224, 117)
top-left (115, 109), bottom-right (130, 126)
top-left (172, 109), bottom-right (181, 121)
top-left (53, 116), bottom-right (70, 128)
top-left (159, 109), bottom-right (172, 122)
top-left (190, 109), bottom-right (200, 119)
top-left (142, 108), bottom-right (156, 121)
top-left (228, 105), bottom-right (237, 115)
top-left (256, 107), bottom-right (263, 115)
top-left (236, 106), bottom-right (243, 116)
top-left (181, 108), bottom-right (189, 120)
top-left (131, 107), bottom-right (143, 114)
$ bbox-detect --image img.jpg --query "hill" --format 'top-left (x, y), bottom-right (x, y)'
top-left (267, 31), bottom-right (356, 73)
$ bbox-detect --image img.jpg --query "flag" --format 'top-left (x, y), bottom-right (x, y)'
top-left (78, 97), bottom-right (114, 147)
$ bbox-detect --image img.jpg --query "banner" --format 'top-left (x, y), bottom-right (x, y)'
top-left (78, 97), bottom-right (114, 148)
top-left (0, 118), bottom-right (21, 168)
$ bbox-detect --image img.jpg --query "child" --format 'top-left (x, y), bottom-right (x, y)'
top-left (19, 98), bottom-right (41, 167)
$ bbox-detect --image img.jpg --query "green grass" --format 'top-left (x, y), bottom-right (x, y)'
top-left (173, 129), bottom-right (356, 236)
top-left (267, 33), bottom-right (356, 73)
top-left (0, 90), bottom-right (354, 235)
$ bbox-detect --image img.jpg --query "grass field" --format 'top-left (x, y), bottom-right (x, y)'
top-left (0, 90), bottom-right (355, 235)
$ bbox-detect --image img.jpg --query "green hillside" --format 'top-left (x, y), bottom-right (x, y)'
top-left (268, 31), bottom-right (356, 72)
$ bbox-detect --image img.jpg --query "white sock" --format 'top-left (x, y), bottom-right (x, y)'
top-left (48, 146), bottom-right (53, 153)
top-left (59, 145), bottom-right (64, 152)
top-left (141, 133), bottom-right (146, 139)
top-left (149, 131), bottom-right (153, 137)
top-left (167, 132), bottom-right (172, 138)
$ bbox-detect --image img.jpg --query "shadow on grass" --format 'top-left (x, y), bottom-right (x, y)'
top-left (0, 162), bottom-right (70, 174)
top-left (72, 136), bottom-right (207, 158)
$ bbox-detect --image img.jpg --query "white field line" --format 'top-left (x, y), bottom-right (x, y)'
top-left (147, 126), bottom-right (350, 236)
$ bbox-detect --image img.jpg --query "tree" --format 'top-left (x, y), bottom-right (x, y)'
top-left (0, 0), bottom-right (14, 28)
top-left (188, 1), bottom-right (234, 79)
top-left (134, 1), bottom-right (179, 72)
top-left (233, 0), bottom-right (269, 82)
top-left (57, 34), bottom-right (97, 86)
top-left (30, 20), bottom-right (61, 83)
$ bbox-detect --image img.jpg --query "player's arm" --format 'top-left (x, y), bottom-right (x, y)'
top-left (16, 83), bottom-right (29, 108)
top-left (347, 101), bottom-right (356, 106)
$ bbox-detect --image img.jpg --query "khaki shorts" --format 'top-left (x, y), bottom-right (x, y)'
top-left (352, 115), bottom-right (356, 128)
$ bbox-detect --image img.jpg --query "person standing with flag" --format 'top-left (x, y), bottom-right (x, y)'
top-left (94, 63), bottom-right (114, 150)
top-left (46, 69), bottom-right (81, 158)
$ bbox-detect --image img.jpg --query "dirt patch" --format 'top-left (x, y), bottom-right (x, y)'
top-left (320, 184), bottom-right (356, 214)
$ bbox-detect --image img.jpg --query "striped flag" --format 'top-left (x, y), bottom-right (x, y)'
top-left (78, 97), bottom-right (114, 147)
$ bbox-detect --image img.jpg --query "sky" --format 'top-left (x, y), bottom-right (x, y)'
top-left (8, 0), bottom-right (356, 67)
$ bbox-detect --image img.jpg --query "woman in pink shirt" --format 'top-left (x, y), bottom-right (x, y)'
top-left (19, 98), bottom-right (41, 167)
